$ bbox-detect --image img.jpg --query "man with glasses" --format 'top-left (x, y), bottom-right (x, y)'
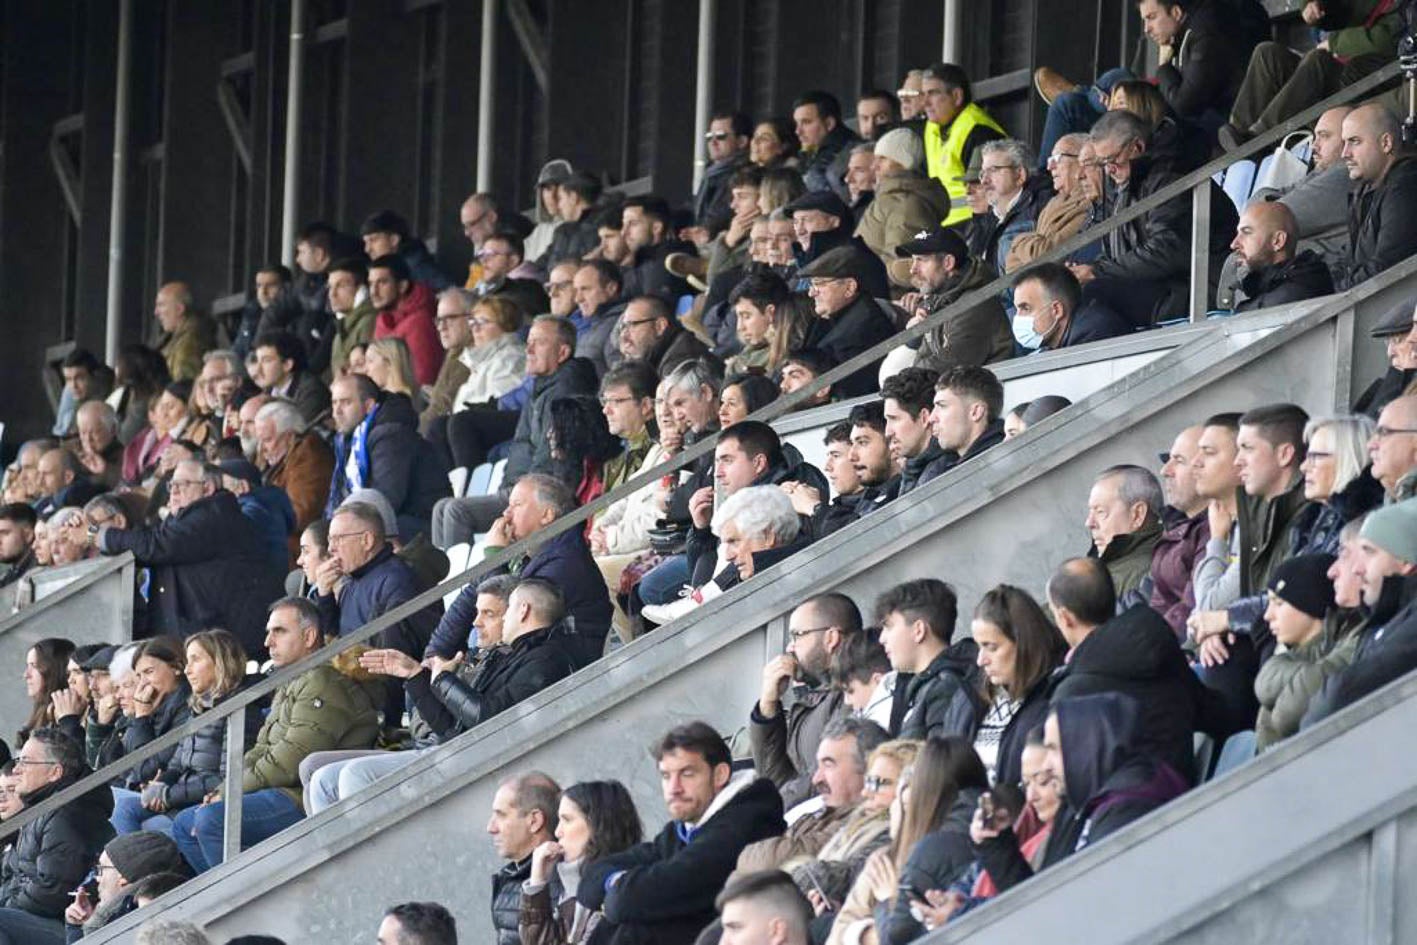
top-left (74, 459), bottom-right (284, 658)
top-left (1067, 110), bottom-right (1237, 328)
top-left (920, 62), bottom-right (1006, 227)
top-left (1005, 134), bottom-right (1094, 271)
top-left (63, 831), bottom-right (188, 939)
top-left (616, 296), bottom-right (711, 377)
top-left (420, 289), bottom-right (477, 435)
top-left (751, 593), bottom-right (865, 809)
top-left (0, 728), bottom-right (114, 945)
top-left (1369, 395), bottom-right (1417, 503)
top-left (469, 231), bottom-right (547, 319)
top-left (693, 112), bottom-right (752, 235)
top-left (1354, 297), bottom-right (1417, 419)
top-left (459, 192), bottom-right (501, 289)
top-left (796, 246), bottom-right (896, 398)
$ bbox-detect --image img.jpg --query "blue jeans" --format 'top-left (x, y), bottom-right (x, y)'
top-left (1037, 67), bottom-right (1135, 168)
top-left (110, 786), bottom-right (175, 835)
top-left (637, 554), bottom-right (691, 606)
top-left (170, 788), bottom-right (304, 874)
top-left (0, 908), bottom-right (64, 945)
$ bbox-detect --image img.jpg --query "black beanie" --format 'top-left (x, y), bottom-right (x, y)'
top-left (1267, 553), bottom-right (1337, 620)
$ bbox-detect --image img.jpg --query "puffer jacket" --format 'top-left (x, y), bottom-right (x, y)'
top-left (0, 770), bottom-right (114, 919)
top-left (855, 173), bottom-right (953, 285)
top-left (119, 680), bottom-right (193, 790)
top-left (156, 676), bottom-right (268, 810)
top-left (1255, 621), bottom-right (1360, 751)
top-left (494, 855), bottom-right (564, 945)
top-left (897, 640), bottom-right (985, 740)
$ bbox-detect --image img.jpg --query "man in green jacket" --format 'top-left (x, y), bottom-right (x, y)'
top-left (327, 257), bottom-right (378, 380)
top-left (170, 597), bottom-right (381, 874)
top-left (1222, 0), bottom-right (1402, 148)
top-left (1085, 464), bottom-right (1165, 607)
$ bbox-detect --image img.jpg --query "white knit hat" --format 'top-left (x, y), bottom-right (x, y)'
top-left (873, 128), bottom-right (924, 171)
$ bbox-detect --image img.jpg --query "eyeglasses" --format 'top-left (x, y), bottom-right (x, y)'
top-left (14, 757), bottom-right (57, 768)
top-left (95, 862), bottom-right (120, 875)
top-left (1374, 426), bottom-right (1417, 438)
top-left (619, 317), bottom-right (660, 330)
top-left (980, 164), bottom-right (1018, 176)
top-left (461, 212), bottom-right (489, 233)
top-left (897, 89), bottom-right (921, 99)
top-left (704, 131), bottom-right (732, 142)
top-left (547, 280), bottom-right (573, 293)
top-left (476, 248), bottom-right (510, 259)
top-left (864, 774), bottom-right (896, 792)
top-left (788, 625), bottom-right (833, 641)
top-left (1304, 450), bottom-right (1334, 460)
top-left (169, 478), bottom-right (205, 491)
top-left (599, 395), bottom-right (639, 406)
top-left (327, 531), bottom-right (370, 544)
top-left (1047, 152), bottom-right (1080, 165)
top-left (434, 314), bottom-right (471, 325)
top-left (1085, 138), bottom-right (1136, 169)
top-left (808, 279), bottom-right (842, 293)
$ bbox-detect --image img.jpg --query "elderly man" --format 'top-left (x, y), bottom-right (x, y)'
top-left (1150, 425), bottom-right (1212, 637)
top-left (196, 349), bottom-right (243, 441)
top-left (750, 593), bottom-right (864, 808)
top-left (1230, 201), bottom-right (1334, 312)
top-left (1333, 103), bottom-right (1417, 290)
top-left (73, 402), bottom-right (124, 489)
top-left (976, 139), bottom-right (1051, 300)
top-left (153, 282), bottom-right (216, 383)
top-left (1355, 299), bottom-right (1417, 419)
top-left (797, 246), bottom-right (897, 398)
top-left (0, 729), bottom-right (113, 945)
top-left (171, 597), bottom-right (381, 873)
top-left (1010, 262), bottom-right (1131, 351)
top-left (79, 459), bottom-right (284, 655)
top-left (1006, 133), bottom-right (1093, 271)
top-left (33, 448), bottom-right (99, 519)
top-left (256, 399), bottom-right (333, 558)
top-left (1369, 395), bottom-right (1417, 503)
top-left (854, 128), bottom-right (950, 281)
top-left (616, 295), bottom-right (711, 377)
top-left (1085, 464), bottom-right (1165, 605)
top-left (62, 832), bottom-right (188, 940)
top-left (420, 288), bottom-right (476, 434)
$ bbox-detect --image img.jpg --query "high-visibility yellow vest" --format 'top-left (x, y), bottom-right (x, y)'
top-left (925, 102), bottom-right (1006, 227)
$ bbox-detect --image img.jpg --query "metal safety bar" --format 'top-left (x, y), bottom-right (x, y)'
top-left (3, 60), bottom-right (1401, 860)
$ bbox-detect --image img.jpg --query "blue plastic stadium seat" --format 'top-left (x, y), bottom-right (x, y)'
top-left (1221, 159), bottom-right (1257, 212)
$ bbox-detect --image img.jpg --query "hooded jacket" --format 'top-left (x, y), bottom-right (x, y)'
top-left (0, 768), bottom-right (115, 918)
top-left (801, 123), bottom-right (861, 197)
top-left (855, 173), bottom-right (954, 285)
top-left (505, 357), bottom-right (602, 486)
top-left (898, 639), bottom-right (985, 740)
top-left (1149, 506), bottom-right (1210, 638)
top-left (1234, 249), bottom-right (1336, 312)
top-left (1289, 471), bottom-right (1385, 560)
top-left (978, 693), bottom-right (1187, 892)
top-left (328, 392), bottom-right (451, 540)
top-left (574, 298), bottom-right (629, 379)
top-left (1051, 604), bottom-right (1228, 783)
top-left (373, 281), bottom-right (443, 385)
top-left (399, 236), bottom-right (454, 292)
top-left (1335, 157), bottom-right (1417, 290)
top-left (912, 258), bottom-right (1014, 374)
top-left (580, 773), bottom-right (785, 945)
top-left (749, 683), bottom-right (845, 811)
top-left (99, 490), bottom-right (286, 658)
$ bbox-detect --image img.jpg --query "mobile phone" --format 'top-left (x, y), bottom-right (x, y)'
top-left (803, 867), bottom-right (837, 910)
top-left (979, 791), bottom-right (995, 822)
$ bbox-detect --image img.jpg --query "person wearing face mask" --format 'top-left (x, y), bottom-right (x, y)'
top-left (519, 781), bottom-right (645, 945)
top-left (1011, 262), bottom-right (1130, 353)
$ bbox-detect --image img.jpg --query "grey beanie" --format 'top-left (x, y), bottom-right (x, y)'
top-left (1359, 498), bottom-right (1417, 564)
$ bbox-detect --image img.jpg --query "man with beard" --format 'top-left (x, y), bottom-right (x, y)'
top-left (1230, 201), bottom-right (1334, 312)
top-left (749, 593), bottom-right (864, 809)
top-left (848, 401), bottom-right (900, 518)
top-left (894, 227), bottom-right (1012, 374)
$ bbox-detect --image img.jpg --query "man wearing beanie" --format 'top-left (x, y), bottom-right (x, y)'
top-left (1303, 499), bottom-right (1417, 727)
top-left (63, 831), bottom-right (189, 940)
top-left (855, 128), bottom-right (950, 288)
top-left (1254, 553), bottom-right (1353, 750)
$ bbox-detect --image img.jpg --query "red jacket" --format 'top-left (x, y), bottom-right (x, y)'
top-left (374, 281), bottom-right (442, 386)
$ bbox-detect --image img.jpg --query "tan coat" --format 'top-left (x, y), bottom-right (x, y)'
top-left (419, 344), bottom-right (472, 434)
top-left (1004, 190), bottom-right (1092, 272)
top-left (856, 173), bottom-right (953, 287)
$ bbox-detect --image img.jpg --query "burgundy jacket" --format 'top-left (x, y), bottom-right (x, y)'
top-left (1148, 506), bottom-right (1210, 639)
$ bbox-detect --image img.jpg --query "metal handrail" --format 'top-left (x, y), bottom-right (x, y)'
top-left (2, 61), bottom-right (1399, 853)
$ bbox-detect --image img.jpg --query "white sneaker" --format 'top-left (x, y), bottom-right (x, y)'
top-left (641, 582), bottom-right (723, 625)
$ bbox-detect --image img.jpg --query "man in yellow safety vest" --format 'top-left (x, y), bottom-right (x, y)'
top-left (921, 63), bottom-right (1006, 227)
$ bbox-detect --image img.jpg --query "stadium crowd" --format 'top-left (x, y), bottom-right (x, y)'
top-left (2, 0), bottom-right (1417, 941)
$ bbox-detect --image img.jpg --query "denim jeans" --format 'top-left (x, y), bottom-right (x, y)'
top-left (110, 786), bottom-right (175, 835)
top-left (307, 750), bottom-right (423, 814)
top-left (170, 788), bottom-right (304, 874)
top-left (636, 554), bottom-right (691, 606)
top-left (0, 908), bottom-right (65, 945)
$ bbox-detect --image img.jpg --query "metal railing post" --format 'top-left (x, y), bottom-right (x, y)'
top-left (279, 0), bottom-right (306, 266)
top-left (1189, 180), bottom-right (1211, 323)
top-left (221, 707), bottom-right (246, 865)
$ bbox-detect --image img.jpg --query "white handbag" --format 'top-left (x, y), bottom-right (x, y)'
top-left (1253, 131), bottom-right (1312, 193)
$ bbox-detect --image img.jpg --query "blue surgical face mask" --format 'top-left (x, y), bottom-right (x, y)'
top-left (1012, 313), bottom-right (1043, 351)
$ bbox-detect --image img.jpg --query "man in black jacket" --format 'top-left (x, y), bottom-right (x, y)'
top-left (797, 247), bottom-right (897, 398)
top-left (875, 578), bottom-right (982, 740)
top-left (0, 729), bottom-right (114, 945)
top-left (1230, 202), bottom-right (1335, 313)
top-left (1070, 110), bottom-right (1237, 326)
top-left (1140, 0), bottom-right (1265, 135)
top-left (484, 770), bottom-right (561, 945)
top-left (928, 366), bottom-right (1007, 477)
top-left (1047, 556), bottom-right (1231, 783)
top-left (1333, 103), bottom-right (1417, 290)
top-left (87, 460), bottom-right (285, 656)
top-left (622, 197), bottom-right (695, 305)
top-left (580, 722), bottom-right (784, 945)
top-left (250, 330), bottom-right (331, 427)
top-left (881, 368), bottom-right (953, 498)
top-left (1013, 262), bottom-right (1132, 351)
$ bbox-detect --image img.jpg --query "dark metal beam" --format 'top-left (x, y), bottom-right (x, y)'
top-left (506, 0), bottom-right (548, 92)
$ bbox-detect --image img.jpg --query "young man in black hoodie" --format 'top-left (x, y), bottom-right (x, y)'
top-left (880, 368), bottom-right (952, 498)
top-left (875, 578), bottom-right (983, 740)
top-left (580, 722), bottom-right (784, 945)
top-left (927, 366), bottom-right (1007, 477)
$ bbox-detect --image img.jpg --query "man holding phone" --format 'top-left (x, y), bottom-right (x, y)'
top-left (63, 831), bottom-right (188, 939)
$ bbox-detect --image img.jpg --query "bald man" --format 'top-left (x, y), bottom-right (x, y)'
top-left (1334, 103), bottom-right (1417, 290)
top-left (154, 282), bottom-right (216, 382)
top-left (1231, 201), bottom-right (1334, 312)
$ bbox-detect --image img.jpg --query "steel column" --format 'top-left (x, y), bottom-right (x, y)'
top-left (1188, 181), bottom-right (1211, 323)
top-left (476, 0), bottom-right (498, 192)
top-left (104, 0), bottom-right (134, 364)
top-left (692, 0), bottom-right (717, 192)
top-left (279, 0), bottom-right (306, 265)
top-left (221, 706), bottom-right (247, 865)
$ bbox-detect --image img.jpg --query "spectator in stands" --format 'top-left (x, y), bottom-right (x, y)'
top-left (81, 459), bottom-right (283, 656)
top-left (1230, 201), bottom-right (1335, 312)
top-left (0, 503), bottom-right (37, 589)
top-left (855, 129), bottom-right (951, 283)
top-left (62, 831), bottom-right (188, 940)
top-left (0, 728), bottom-right (113, 944)
top-left (109, 637), bottom-right (193, 828)
top-left (1252, 552), bottom-right (1348, 751)
top-left (230, 265), bottom-right (298, 362)
top-left (460, 193), bottom-right (504, 286)
top-left (750, 593), bottom-right (863, 808)
top-left (1283, 415), bottom-right (1384, 557)
top-left (327, 373), bottom-right (449, 541)
top-left (1069, 110), bottom-right (1236, 326)
top-left (538, 172), bottom-right (602, 268)
top-left (424, 295), bottom-right (527, 469)
top-left (378, 902), bottom-right (457, 945)
top-left (783, 191), bottom-right (860, 275)
top-left (977, 140), bottom-right (1052, 301)
top-left (250, 331), bottom-right (329, 426)
top-left (1151, 425), bottom-right (1212, 637)
top-left (195, 350), bottom-right (242, 443)
top-left (74, 402), bottom-right (124, 489)
top-left (1369, 395), bottom-right (1417, 502)
top-left (1355, 299), bottom-right (1417, 419)
top-left (1333, 103), bottom-right (1417, 290)
top-left (419, 289), bottom-right (476, 434)
top-left (470, 232), bottom-right (548, 319)
top-left (890, 227), bottom-right (1012, 374)
top-left (794, 90), bottom-right (859, 199)
top-left (171, 597), bottom-right (380, 873)
top-left (328, 257), bottom-right (376, 378)
top-left (1011, 262), bottom-right (1131, 352)
top-left (781, 422), bottom-right (864, 542)
top-left (32, 448), bottom-right (98, 519)
top-left (1085, 464), bottom-right (1165, 605)
top-left (594, 361), bottom-right (659, 491)
top-left (881, 368), bottom-right (952, 497)
top-left (777, 349), bottom-right (835, 411)
top-left (255, 399), bottom-right (333, 559)
top-left (693, 111), bottom-right (753, 235)
top-left (919, 63), bottom-right (1006, 227)
top-left (622, 197), bottom-right (694, 304)
top-left (973, 692), bottom-right (1188, 891)
top-left (53, 349), bottom-right (111, 439)
top-left (294, 221), bottom-right (347, 318)
top-left (1049, 556), bottom-right (1221, 782)
top-left (928, 366), bottom-right (1007, 475)
top-left (580, 722), bottom-right (784, 943)
top-left (971, 585), bottom-right (1069, 787)
top-left (153, 283), bottom-right (215, 384)
top-left (716, 871), bottom-right (813, 945)
top-left (361, 210), bottom-right (451, 292)
top-left (1221, 1), bottom-right (1401, 150)
top-left (1138, 0), bottom-right (1264, 135)
top-left (854, 89), bottom-right (898, 141)
top-left (617, 296), bottom-right (711, 377)
top-left (20, 638), bottom-right (74, 747)
top-left (1005, 134), bottom-right (1094, 271)
top-left (570, 260), bottom-right (626, 377)
top-left (876, 578), bottom-right (982, 739)
top-left (486, 772), bottom-right (561, 945)
top-left (847, 401), bottom-right (898, 514)
top-left (1302, 500), bottom-right (1417, 726)
top-left (107, 345), bottom-right (170, 447)
top-left (798, 247), bottom-right (896, 397)
top-left (843, 144), bottom-right (877, 221)
top-left (750, 118), bottom-right (800, 170)
top-left (368, 254), bottom-right (442, 387)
